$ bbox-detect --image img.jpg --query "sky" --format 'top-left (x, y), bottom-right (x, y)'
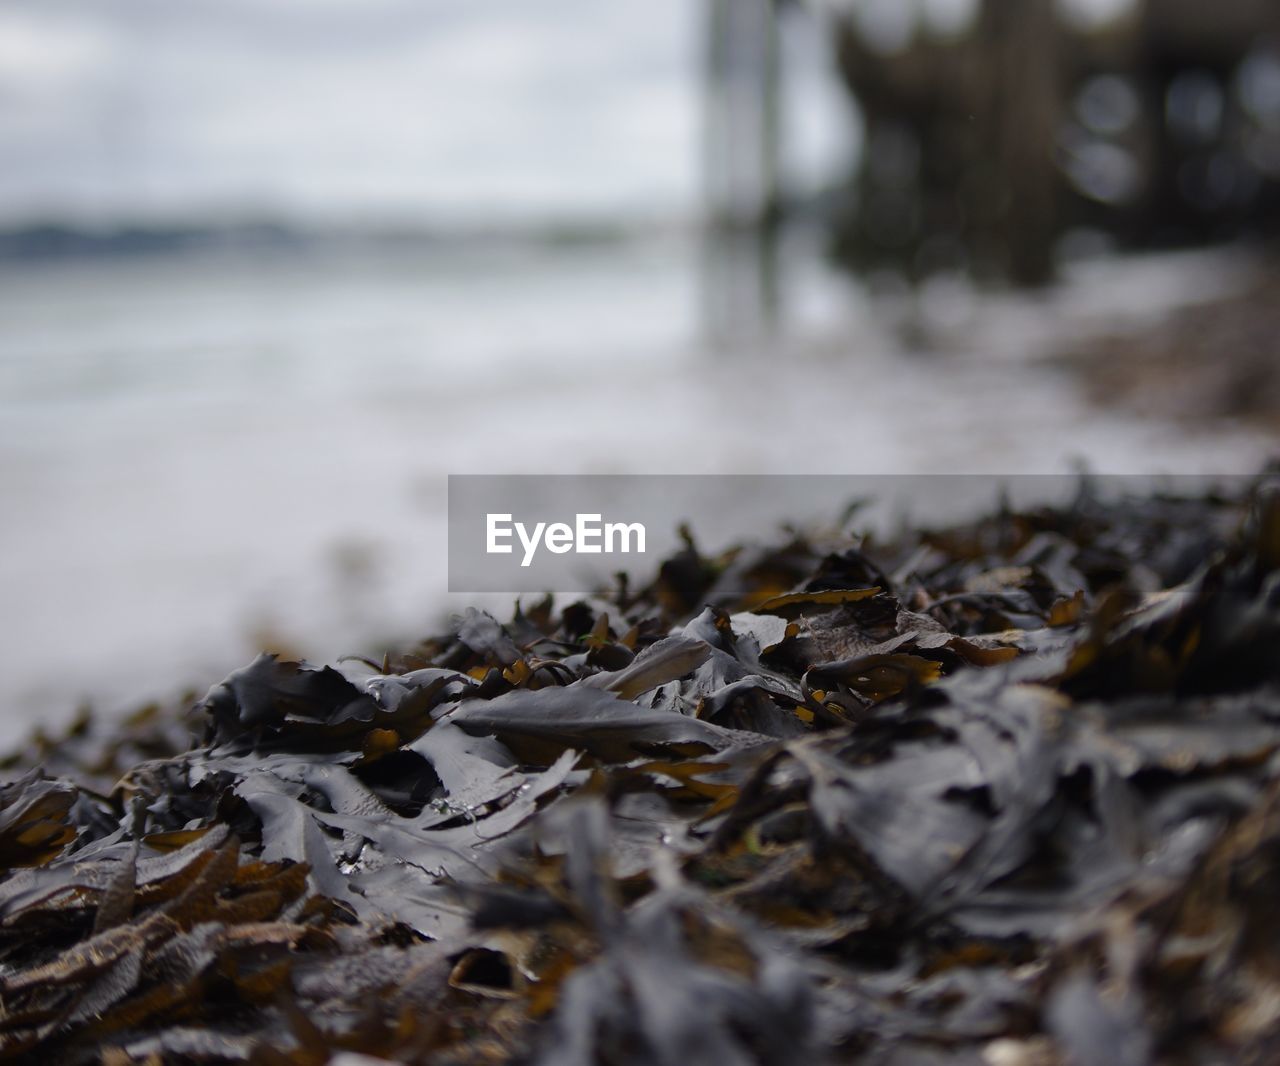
top-left (0, 0), bottom-right (862, 229)
top-left (0, 0), bottom-right (1157, 231)
top-left (0, 0), bottom-right (1157, 229)
top-left (0, 0), bottom-right (705, 226)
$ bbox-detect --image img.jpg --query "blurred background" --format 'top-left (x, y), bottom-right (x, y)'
top-left (1, 0), bottom-right (1279, 740)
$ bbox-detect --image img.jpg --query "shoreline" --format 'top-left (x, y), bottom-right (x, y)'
top-left (1052, 254), bottom-right (1280, 433)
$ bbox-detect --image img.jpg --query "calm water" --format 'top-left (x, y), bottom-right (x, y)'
top-left (0, 237), bottom-right (1274, 746)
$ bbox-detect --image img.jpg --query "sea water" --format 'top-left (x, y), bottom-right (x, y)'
top-left (0, 235), bottom-right (1273, 745)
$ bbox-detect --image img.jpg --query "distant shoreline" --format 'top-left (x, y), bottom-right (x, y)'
top-left (0, 216), bottom-right (680, 264)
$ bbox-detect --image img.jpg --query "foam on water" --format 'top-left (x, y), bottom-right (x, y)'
top-left (0, 238), bottom-right (1274, 746)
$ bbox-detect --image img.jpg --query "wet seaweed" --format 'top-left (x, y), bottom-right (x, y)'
top-left (3, 477), bottom-right (1280, 1063)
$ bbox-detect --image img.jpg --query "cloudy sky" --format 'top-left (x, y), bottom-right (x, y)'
top-left (0, 0), bottom-right (709, 225)
top-left (0, 0), bottom-right (1151, 228)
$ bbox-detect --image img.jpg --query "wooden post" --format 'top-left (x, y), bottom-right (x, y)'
top-left (701, 0), bottom-right (784, 350)
top-left (983, 0), bottom-right (1060, 285)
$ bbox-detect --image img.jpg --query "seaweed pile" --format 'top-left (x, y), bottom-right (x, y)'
top-left (3, 479), bottom-right (1280, 1064)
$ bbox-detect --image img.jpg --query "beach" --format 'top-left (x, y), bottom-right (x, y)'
top-left (1, 236), bottom-right (1275, 745)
